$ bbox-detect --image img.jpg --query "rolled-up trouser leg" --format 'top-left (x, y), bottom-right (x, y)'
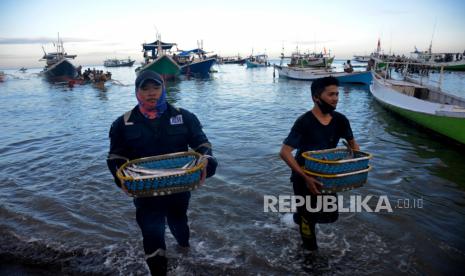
top-left (299, 215), bottom-right (318, 250)
top-left (292, 181), bottom-right (339, 251)
top-left (145, 249), bottom-right (167, 276)
top-left (167, 192), bottom-right (190, 247)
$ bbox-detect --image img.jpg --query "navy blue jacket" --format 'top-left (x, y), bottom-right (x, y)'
top-left (107, 104), bottom-right (217, 186)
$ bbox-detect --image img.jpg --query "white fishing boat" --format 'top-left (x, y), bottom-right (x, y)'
top-left (370, 62), bottom-right (465, 144)
top-left (411, 47), bottom-right (465, 71)
top-left (353, 55), bottom-right (371, 62)
top-left (275, 66), bottom-right (372, 84)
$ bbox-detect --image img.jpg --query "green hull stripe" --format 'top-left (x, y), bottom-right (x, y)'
top-left (381, 102), bottom-right (465, 144)
top-left (140, 56), bottom-right (180, 75)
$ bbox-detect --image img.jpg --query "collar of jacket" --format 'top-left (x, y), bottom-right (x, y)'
top-left (125, 103), bottom-right (181, 125)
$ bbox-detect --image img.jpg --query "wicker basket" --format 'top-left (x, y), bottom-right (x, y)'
top-left (116, 152), bottom-right (206, 197)
top-left (303, 166), bottom-right (372, 193)
top-left (302, 148), bottom-right (372, 174)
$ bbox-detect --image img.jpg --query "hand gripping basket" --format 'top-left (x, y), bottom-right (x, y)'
top-left (302, 148), bottom-right (372, 193)
top-left (116, 152), bottom-right (207, 197)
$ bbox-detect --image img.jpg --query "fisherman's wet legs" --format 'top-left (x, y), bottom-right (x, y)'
top-left (167, 192), bottom-right (190, 247)
top-left (135, 206), bottom-right (167, 275)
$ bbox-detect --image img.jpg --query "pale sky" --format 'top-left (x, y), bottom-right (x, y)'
top-left (1, 0), bottom-right (464, 68)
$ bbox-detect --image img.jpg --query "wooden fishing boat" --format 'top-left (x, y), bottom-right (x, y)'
top-left (135, 36), bottom-right (180, 80)
top-left (39, 34), bottom-right (78, 82)
top-left (275, 66), bottom-right (372, 84)
top-left (370, 64), bottom-right (465, 144)
top-left (175, 48), bottom-right (216, 76)
top-left (411, 46), bottom-right (465, 71)
top-left (246, 54), bottom-right (269, 68)
top-left (288, 52), bottom-right (334, 68)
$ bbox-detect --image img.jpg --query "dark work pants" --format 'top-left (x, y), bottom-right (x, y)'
top-left (134, 191), bottom-right (191, 275)
top-left (292, 180), bottom-right (338, 250)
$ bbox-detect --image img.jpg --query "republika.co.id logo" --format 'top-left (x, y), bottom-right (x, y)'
top-left (263, 195), bottom-right (423, 213)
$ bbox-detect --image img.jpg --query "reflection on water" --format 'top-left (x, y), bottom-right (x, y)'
top-left (0, 64), bottom-right (464, 275)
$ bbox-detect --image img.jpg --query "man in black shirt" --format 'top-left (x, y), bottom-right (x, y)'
top-left (280, 76), bottom-right (359, 251)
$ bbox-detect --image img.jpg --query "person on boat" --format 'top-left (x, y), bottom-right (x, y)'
top-left (366, 59), bottom-right (375, 71)
top-left (107, 71), bottom-right (218, 275)
top-left (343, 60), bottom-right (354, 73)
top-left (280, 76), bottom-right (359, 251)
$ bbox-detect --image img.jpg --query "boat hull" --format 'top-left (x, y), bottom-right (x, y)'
top-left (136, 55), bottom-right (180, 80)
top-left (180, 58), bottom-right (216, 75)
top-left (224, 59), bottom-right (246, 65)
top-left (442, 62), bottom-right (465, 71)
top-left (370, 76), bottom-right (465, 144)
top-left (246, 60), bottom-right (268, 68)
top-left (277, 66), bottom-right (372, 84)
top-left (41, 59), bottom-right (78, 82)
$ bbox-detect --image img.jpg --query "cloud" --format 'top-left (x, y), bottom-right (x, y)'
top-left (0, 37), bottom-right (97, 45)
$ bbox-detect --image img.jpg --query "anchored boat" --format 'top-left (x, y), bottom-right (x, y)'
top-left (135, 36), bottom-right (180, 80)
top-left (370, 62), bottom-right (465, 144)
top-left (275, 66), bottom-right (372, 85)
top-left (39, 35), bottom-right (78, 82)
top-left (175, 48), bottom-right (216, 76)
top-left (246, 54), bottom-right (269, 68)
top-left (104, 57), bottom-right (135, 67)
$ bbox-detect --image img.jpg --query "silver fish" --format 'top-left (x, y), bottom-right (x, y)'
top-left (123, 156), bottom-right (209, 180)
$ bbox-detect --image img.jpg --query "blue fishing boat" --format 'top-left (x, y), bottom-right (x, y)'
top-left (180, 58), bottom-right (216, 75)
top-left (175, 48), bottom-right (216, 76)
top-left (246, 54), bottom-right (269, 68)
top-left (334, 71), bottom-right (372, 84)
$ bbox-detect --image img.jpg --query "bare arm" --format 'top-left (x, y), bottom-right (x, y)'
top-left (280, 144), bottom-right (308, 179)
top-left (347, 138), bottom-right (360, 151)
top-left (280, 144), bottom-right (322, 195)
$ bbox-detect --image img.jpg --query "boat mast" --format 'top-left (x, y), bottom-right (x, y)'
top-left (429, 19), bottom-right (437, 55)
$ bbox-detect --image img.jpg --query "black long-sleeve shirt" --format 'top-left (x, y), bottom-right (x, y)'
top-left (107, 103), bottom-right (217, 186)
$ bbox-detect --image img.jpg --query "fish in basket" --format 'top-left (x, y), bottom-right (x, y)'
top-left (303, 166), bottom-right (372, 193)
top-left (302, 147), bottom-right (372, 193)
top-left (116, 152), bottom-right (208, 197)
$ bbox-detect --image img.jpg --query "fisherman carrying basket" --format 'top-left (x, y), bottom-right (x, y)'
top-left (107, 70), bottom-right (218, 275)
top-left (280, 76), bottom-right (362, 251)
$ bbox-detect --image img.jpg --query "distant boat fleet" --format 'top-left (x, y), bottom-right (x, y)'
top-left (272, 38), bottom-right (465, 145)
top-left (103, 58), bottom-right (135, 67)
top-left (38, 34), bottom-right (112, 89)
top-left (2, 34), bottom-right (464, 146)
top-left (353, 39), bottom-right (465, 71)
